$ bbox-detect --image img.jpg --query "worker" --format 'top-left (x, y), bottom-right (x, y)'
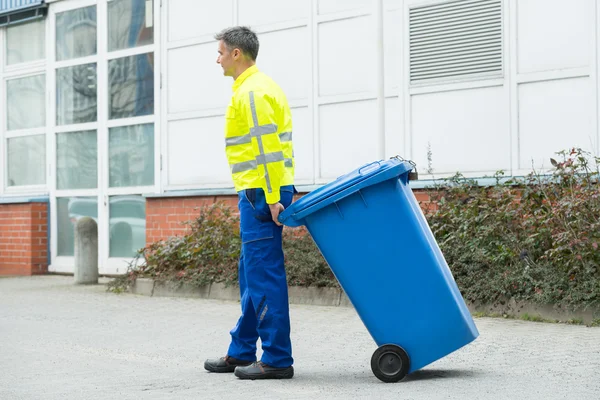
top-left (204, 26), bottom-right (296, 380)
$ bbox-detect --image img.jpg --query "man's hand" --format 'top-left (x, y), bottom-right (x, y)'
top-left (268, 203), bottom-right (285, 226)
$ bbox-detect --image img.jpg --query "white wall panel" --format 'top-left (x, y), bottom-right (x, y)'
top-left (168, 0), bottom-right (233, 42)
top-left (168, 44), bottom-right (233, 114)
top-left (319, 16), bottom-right (376, 96)
top-left (256, 28), bottom-right (310, 102)
top-left (385, 97), bottom-right (403, 156)
top-left (239, 0), bottom-right (309, 27)
top-left (384, 8), bottom-right (401, 92)
top-left (517, 0), bottom-right (593, 74)
top-left (290, 107), bottom-right (314, 182)
top-left (318, 0), bottom-right (370, 15)
top-left (411, 87), bottom-right (510, 174)
top-left (518, 78), bottom-right (596, 169)
top-left (319, 100), bottom-right (379, 179)
top-left (167, 118), bottom-right (231, 186)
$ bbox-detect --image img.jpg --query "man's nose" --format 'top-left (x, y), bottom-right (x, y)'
top-left (216, 56), bottom-right (221, 64)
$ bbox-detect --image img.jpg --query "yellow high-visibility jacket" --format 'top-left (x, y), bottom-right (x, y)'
top-left (224, 65), bottom-right (295, 204)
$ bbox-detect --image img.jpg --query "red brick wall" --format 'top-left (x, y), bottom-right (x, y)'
top-left (0, 202), bottom-right (48, 276)
top-left (146, 196), bottom-right (239, 243)
top-left (146, 189), bottom-right (433, 244)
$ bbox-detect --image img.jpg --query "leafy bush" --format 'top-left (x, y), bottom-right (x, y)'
top-left (108, 202), bottom-right (336, 292)
top-left (426, 148), bottom-right (600, 311)
top-left (109, 148), bottom-right (600, 311)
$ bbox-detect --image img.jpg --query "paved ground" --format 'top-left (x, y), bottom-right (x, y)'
top-left (1, 276), bottom-right (599, 400)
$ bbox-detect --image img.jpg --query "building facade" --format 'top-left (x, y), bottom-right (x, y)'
top-left (0, 0), bottom-right (598, 275)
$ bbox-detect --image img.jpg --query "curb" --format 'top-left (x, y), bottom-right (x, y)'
top-left (131, 279), bottom-right (599, 324)
top-left (132, 278), bottom-right (350, 307)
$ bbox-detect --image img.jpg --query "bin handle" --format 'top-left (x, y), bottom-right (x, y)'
top-left (358, 161), bottom-right (381, 176)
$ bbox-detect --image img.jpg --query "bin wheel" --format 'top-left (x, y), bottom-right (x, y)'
top-left (371, 344), bottom-right (410, 383)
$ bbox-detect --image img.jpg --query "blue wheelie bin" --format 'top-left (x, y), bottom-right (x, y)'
top-left (278, 157), bottom-right (479, 383)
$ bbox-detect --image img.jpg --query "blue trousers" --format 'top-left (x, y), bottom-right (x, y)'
top-left (227, 185), bottom-right (295, 368)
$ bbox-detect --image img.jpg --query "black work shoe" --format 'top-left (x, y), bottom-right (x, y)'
top-left (204, 356), bottom-right (253, 373)
top-left (234, 361), bottom-right (294, 380)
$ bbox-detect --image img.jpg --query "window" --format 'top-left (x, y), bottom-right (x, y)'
top-left (56, 196), bottom-right (97, 256)
top-left (7, 135), bottom-right (46, 187)
top-left (109, 124), bottom-right (154, 187)
top-left (7, 74), bottom-right (46, 130)
top-left (56, 63), bottom-right (98, 125)
top-left (109, 54), bottom-right (154, 119)
top-left (6, 18), bottom-right (45, 65)
top-left (108, 0), bottom-right (154, 51)
top-left (56, 130), bottom-right (98, 190)
top-left (2, 19), bottom-right (47, 191)
top-left (109, 195), bottom-right (146, 257)
top-left (56, 6), bottom-right (97, 61)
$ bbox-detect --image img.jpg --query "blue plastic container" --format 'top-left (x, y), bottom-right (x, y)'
top-left (279, 158), bottom-right (479, 382)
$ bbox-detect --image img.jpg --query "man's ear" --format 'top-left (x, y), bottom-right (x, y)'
top-left (232, 48), bottom-right (240, 60)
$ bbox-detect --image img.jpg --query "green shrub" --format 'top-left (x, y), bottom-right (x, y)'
top-left (107, 202), bottom-right (336, 292)
top-left (426, 148), bottom-right (600, 311)
top-left (109, 148), bottom-right (600, 312)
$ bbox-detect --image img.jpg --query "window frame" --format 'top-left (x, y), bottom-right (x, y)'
top-left (1, 17), bottom-right (50, 196)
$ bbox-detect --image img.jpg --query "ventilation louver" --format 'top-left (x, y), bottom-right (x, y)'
top-left (409, 0), bottom-right (503, 84)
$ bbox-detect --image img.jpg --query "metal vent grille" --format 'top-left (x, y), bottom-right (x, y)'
top-left (409, 0), bottom-right (503, 84)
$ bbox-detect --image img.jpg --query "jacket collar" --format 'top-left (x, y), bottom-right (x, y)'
top-left (232, 65), bottom-right (259, 92)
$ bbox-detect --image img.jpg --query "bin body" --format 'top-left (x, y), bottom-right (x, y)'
top-left (280, 159), bottom-right (478, 373)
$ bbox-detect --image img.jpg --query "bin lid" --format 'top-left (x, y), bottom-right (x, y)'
top-left (279, 158), bottom-right (413, 227)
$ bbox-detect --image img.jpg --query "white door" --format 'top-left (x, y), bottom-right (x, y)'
top-left (49, 0), bottom-right (160, 275)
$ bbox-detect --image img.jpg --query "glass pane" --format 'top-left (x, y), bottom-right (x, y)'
top-left (56, 63), bottom-right (97, 125)
top-left (57, 196), bottom-right (97, 256)
top-left (7, 75), bottom-right (46, 131)
top-left (109, 195), bottom-right (146, 257)
top-left (6, 19), bottom-right (45, 65)
top-left (109, 54), bottom-right (154, 119)
top-left (56, 130), bottom-right (97, 190)
top-left (7, 135), bottom-right (46, 187)
top-left (56, 6), bottom-right (97, 61)
top-left (108, 0), bottom-right (154, 52)
top-left (109, 124), bottom-right (155, 187)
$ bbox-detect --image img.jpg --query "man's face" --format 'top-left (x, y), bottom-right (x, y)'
top-left (216, 40), bottom-right (237, 77)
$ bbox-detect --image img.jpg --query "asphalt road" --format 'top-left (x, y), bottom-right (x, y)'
top-left (1, 276), bottom-right (599, 400)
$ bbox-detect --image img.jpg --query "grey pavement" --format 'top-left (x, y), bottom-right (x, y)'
top-left (1, 276), bottom-right (599, 400)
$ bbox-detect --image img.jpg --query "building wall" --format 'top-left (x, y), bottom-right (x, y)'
top-left (0, 0), bottom-right (598, 275)
top-left (163, 0), bottom-right (599, 186)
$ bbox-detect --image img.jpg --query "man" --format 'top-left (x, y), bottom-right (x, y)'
top-left (204, 26), bottom-right (296, 380)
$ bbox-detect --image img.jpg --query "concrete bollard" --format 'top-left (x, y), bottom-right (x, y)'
top-left (74, 217), bottom-right (98, 284)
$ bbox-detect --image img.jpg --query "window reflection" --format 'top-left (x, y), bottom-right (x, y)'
top-left (57, 196), bottom-right (97, 256)
top-left (6, 19), bottom-right (45, 65)
top-left (56, 64), bottom-right (97, 125)
top-left (109, 195), bottom-right (147, 257)
top-left (108, 0), bottom-right (154, 52)
top-left (56, 6), bottom-right (97, 61)
top-left (109, 54), bottom-right (154, 119)
top-left (56, 130), bottom-right (98, 190)
top-left (7, 75), bottom-right (45, 131)
top-left (109, 124), bottom-right (154, 188)
top-left (7, 135), bottom-right (46, 187)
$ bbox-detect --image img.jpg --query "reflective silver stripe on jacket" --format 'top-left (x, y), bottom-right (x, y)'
top-left (230, 160), bottom-right (257, 174)
top-left (249, 91), bottom-right (272, 193)
top-left (230, 154), bottom-right (292, 174)
top-left (225, 135), bottom-right (252, 146)
top-left (279, 131), bottom-right (292, 142)
top-left (227, 130), bottom-right (291, 147)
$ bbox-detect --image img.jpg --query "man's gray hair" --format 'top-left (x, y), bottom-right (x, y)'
top-left (215, 26), bottom-right (260, 61)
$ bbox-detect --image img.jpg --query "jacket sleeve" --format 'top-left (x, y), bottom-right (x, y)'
top-left (242, 90), bottom-right (284, 204)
